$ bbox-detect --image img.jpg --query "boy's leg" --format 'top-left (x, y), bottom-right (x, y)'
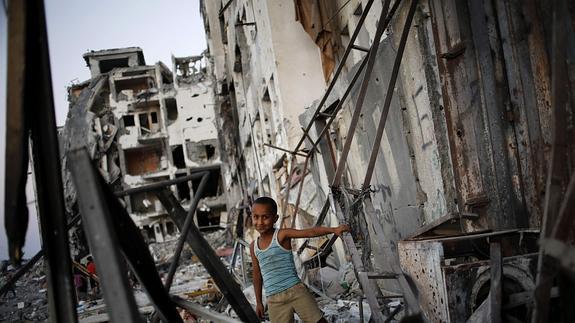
top-left (290, 284), bottom-right (323, 323)
top-left (268, 293), bottom-right (295, 323)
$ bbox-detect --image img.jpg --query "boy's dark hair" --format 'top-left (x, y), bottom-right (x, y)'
top-left (253, 196), bottom-right (278, 215)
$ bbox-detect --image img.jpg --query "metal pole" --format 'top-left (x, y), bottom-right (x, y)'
top-left (68, 148), bottom-right (141, 323)
top-left (155, 190), bottom-right (260, 322)
top-left (332, 0), bottom-right (392, 188)
top-left (114, 170), bottom-right (212, 197)
top-left (12, 0), bottom-right (79, 320)
top-left (164, 172), bottom-right (210, 290)
top-left (362, 0), bottom-right (418, 189)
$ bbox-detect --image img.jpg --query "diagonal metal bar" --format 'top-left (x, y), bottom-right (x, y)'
top-left (305, 0), bottom-right (405, 163)
top-left (303, 0), bottom-right (404, 160)
top-left (155, 189), bottom-right (260, 322)
top-left (292, 0), bottom-right (376, 154)
top-left (329, 193), bottom-right (386, 322)
top-left (362, 0), bottom-right (418, 188)
top-left (68, 148), bottom-right (141, 323)
top-left (264, 143), bottom-right (308, 157)
top-left (99, 172), bottom-right (183, 323)
top-left (114, 170), bottom-right (212, 197)
top-left (164, 172), bottom-right (210, 290)
top-left (332, 0), bottom-right (392, 188)
top-left (294, 0), bottom-right (412, 242)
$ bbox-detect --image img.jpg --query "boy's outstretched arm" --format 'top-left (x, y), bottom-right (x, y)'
top-left (250, 242), bottom-right (265, 319)
top-left (279, 224), bottom-right (350, 241)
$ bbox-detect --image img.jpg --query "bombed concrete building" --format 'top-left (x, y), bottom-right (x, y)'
top-left (201, 0), bottom-right (575, 321)
top-left (65, 47), bottom-right (224, 243)
top-left (3, 0), bottom-right (575, 322)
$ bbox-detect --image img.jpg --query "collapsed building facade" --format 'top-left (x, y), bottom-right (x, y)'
top-left (3, 0), bottom-right (575, 322)
top-left (65, 47), bottom-right (225, 244)
top-left (201, 0), bottom-right (575, 321)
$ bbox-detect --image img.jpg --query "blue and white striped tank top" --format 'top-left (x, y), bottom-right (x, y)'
top-left (254, 229), bottom-right (301, 297)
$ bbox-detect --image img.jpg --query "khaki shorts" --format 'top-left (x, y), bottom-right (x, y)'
top-left (267, 283), bottom-right (323, 323)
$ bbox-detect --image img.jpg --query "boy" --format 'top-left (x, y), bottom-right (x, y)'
top-left (250, 196), bottom-right (349, 322)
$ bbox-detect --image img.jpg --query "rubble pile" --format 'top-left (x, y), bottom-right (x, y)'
top-left (0, 259), bottom-right (48, 321)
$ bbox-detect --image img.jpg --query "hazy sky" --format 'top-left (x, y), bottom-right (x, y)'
top-left (1, 0), bottom-right (207, 261)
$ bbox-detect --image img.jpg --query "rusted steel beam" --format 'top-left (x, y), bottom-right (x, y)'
top-left (362, 0), bottom-right (418, 189)
top-left (292, 0), bottom-right (376, 153)
top-left (332, 0), bottom-right (392, 188)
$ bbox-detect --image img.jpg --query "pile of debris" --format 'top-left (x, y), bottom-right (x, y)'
top-left (0, 259), bottom-right (49, 321)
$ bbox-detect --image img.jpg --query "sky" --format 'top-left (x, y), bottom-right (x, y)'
top-left (0, 0), bottom-right (207, 261)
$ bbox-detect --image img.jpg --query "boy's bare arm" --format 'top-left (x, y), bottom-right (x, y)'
top-left (250, 242), bottom-right (265, 319)
top-left (279, 224), bottom-right (350, 241)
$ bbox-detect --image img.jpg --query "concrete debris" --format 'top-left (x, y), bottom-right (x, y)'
top-left (317, 299), bottom-right (372, 323)
top-left (307, 264), bottom-right (358, 298)
top-left (0, 259), bottom-right (48, 321)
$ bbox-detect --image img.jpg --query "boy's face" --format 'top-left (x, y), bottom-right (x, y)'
top-left (252, 203), bottom-right (278, 234)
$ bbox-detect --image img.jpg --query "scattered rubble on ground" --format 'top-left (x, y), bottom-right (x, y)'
top-left (1, 231), bottom-right (372, 322)
top-left (0, 259), bottom-right (48, 322)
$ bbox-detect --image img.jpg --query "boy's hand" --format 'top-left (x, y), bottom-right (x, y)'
top-left (256, 303), bottom-right (265, 319)
top-left (334, 224), bottom-right (350, 236)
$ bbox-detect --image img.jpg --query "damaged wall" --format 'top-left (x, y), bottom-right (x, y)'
top-left (201, 0), bottom-right (574, 321)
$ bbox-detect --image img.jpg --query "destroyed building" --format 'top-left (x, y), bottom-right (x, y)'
top-left (201, 0), bottom-right (575, 321)
top-left (65, 47), bottom-right (225, 244)
top-left (3, 0), bottom-right (575, 322)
